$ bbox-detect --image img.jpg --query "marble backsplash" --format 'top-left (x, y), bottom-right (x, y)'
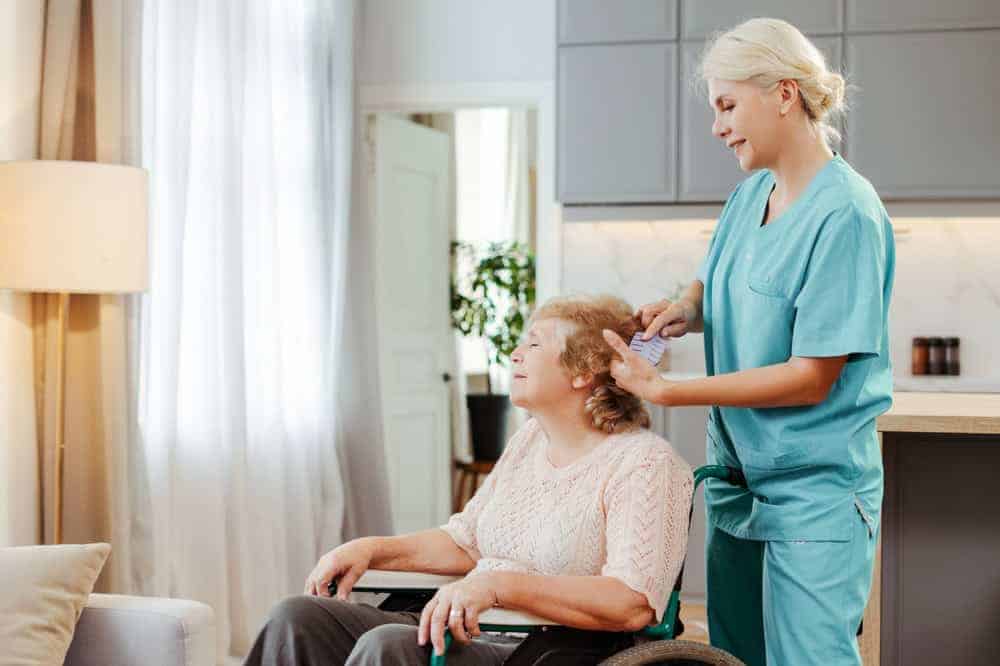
top-left (562, 218), bottom-right (1000, 389)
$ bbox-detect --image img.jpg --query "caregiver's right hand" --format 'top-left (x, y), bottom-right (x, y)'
top-left (636, 298), bottom-right (695, 340)
top-left (304, 538), bottom-right (375, 600)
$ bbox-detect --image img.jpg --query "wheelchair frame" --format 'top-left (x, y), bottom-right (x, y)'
top-left (338, 464), bottom-right (747, 665)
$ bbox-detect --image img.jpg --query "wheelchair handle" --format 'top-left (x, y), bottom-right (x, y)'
top-left (693, 464), bottom-right (746, 490)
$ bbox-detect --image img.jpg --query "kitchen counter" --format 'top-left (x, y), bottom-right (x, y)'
top-left (660, 372), bottom-right (1000, 432)
top-left (651, 376), bottom-right (1000, 665)
top-left (877, 391), bottom-right (1000, 435)
top-left (662, 371), bottom-right (1000, 395)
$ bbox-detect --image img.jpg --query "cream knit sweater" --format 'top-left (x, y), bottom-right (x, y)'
top-left (442, 418), bottom-right (694, 621)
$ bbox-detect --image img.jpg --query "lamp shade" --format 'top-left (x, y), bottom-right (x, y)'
top-left (0, 160), bottom-right (149, 293)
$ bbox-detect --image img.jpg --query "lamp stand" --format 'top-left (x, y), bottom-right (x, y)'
top-left (53, 292), bottom-right (70, 544)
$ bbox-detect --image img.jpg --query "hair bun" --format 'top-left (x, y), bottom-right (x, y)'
top-left (820, 71), bottom-right (845, 112)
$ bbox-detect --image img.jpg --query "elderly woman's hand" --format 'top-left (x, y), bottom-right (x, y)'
top-left (602, 329), bottom-right (675, 404)
top-left (418, 573), bottom-right (499, 655)
top-left (303, 538), bottom-right (376, 600)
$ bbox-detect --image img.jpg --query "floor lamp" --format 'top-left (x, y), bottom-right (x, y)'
top-left (0, 160), bottom-right (149, 544)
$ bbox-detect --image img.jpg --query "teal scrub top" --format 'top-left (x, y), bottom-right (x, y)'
top-left (697, 155), bottom-right (895, 542)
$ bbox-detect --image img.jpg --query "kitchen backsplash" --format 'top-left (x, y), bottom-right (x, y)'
top-left (562, 218), bottom-right (1000, 389)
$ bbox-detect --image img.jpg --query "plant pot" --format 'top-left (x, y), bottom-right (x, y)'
top-left (466, 394), bottom-right (511, 462)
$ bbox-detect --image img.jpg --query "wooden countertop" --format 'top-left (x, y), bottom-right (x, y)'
top-left (878, 392), bottom-right (1000, 435)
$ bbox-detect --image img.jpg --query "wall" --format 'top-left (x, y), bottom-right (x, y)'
top-left (563, 218), bottom-right (1000, 387)
top-left (360, 0), bottom-right (555, 85)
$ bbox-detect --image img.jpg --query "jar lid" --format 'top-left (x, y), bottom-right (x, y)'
top-left (912, 337), bottom-right (929, 344)
top-left (944, 337), bottom-right (960, 345)
top-left (928, 337), bottom-right (944, 345)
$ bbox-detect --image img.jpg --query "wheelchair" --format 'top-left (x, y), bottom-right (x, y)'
top-left (332, 465), bottom-right (748, 665)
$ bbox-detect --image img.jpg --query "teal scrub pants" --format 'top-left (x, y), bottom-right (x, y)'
top-left (705, 506), bottom-right (878, 666)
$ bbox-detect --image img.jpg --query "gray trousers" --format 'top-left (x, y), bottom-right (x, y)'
top-left (243, 595), bottom-right (522, 665)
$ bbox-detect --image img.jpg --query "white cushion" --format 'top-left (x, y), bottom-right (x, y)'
top-left (65, 593), bottom-right (217, 666)
top-left (0, 543), bottom-right (111, 665)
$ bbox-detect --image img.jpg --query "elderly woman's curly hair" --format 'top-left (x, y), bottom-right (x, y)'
top-left (530, 294), bottom-right (650, 434)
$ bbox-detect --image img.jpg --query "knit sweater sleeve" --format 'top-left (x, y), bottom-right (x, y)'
top-left (600, 439), bottom-right (694, 622)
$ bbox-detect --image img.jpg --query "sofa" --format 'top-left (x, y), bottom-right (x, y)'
top-left (63, 593), bottom-right (216, 666)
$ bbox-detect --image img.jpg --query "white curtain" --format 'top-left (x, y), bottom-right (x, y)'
top-left (137, 0), bottom-right (355, 658)
top-left (504, 109), bottom-right (534, 253)
top-left (0, 0), bottom-right (45, 548)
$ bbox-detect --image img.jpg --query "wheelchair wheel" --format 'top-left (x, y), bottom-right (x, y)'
top-left (598, 639), bottom-right (746, 665)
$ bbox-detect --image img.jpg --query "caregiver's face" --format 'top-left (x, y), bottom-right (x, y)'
top-left (708, 78), bottom-right (781, 172)
top-left (509, 318), bottom-right (576, 411)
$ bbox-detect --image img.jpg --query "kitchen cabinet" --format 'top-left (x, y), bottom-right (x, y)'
top-left (557, 2), bottom-right (1000, 205)
top-left (846, 0), bottom-right (1000, 32)
top-left (874, 393), bottom-right (1000, 666)
top-left (557, 43), bottom-right (677, 203)
top-left (845, 31), bottom-right (1000, 199)
top-left (860, 392), bottom-right (1000, 666)
top-left (558, 0), bottom-right (677, 44)
top-left (680, 0), bottom-right (842, 39)
top-left (678, 37), bottom-right (843, 202)
top-left (878, 435), bottom-right (1000, 665)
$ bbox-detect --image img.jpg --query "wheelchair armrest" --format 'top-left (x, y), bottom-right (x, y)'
top-left (345, 570), bottom-right (558, 635)
top-left (348, 569), bottom-right (463, 594)
top-left (479, 607), bottom-right (559, 629)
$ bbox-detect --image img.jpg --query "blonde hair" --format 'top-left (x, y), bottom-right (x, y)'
top-left (698, 18), bottom-right (848, 145)
top-left (530, 295), bottom-right (650, 434)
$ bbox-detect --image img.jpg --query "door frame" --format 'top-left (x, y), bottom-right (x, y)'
top-left (359, 81), bottom-right (561, 304)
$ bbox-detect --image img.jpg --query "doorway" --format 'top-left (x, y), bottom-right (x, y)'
top-left (361, 82), bottom-right (557, 525)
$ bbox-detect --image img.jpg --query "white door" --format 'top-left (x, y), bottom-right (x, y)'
top-left (369, 114), bottom-right (453, 534)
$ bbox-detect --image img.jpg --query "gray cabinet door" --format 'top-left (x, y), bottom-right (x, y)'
top-left (881, 434), bottom-right (1000, 666)
top-left (846, 31), bottom-right (1000, 199)
top-left (558, 0), bottom-right (677, 44)
top-left (846, 0), bottom-right (1000, 32)
top-left (558, 43), bottom-right (677, 203)
top-left (680, 0), bottom-right (842, 39)
top-left (678, 37), bottom-right (842, 202)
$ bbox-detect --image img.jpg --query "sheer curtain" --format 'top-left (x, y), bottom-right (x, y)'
top-left (137, 0), bottom-right (356, 658)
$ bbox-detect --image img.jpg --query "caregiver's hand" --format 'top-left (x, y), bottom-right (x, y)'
top-left (635, 298), bottom-right (698, 341)
top-left (304, 537), bottom-right (376, 600)
top-left (602, 329), bottom-right (673, 403)
top-left (418, 573), bottom-right (499, 655)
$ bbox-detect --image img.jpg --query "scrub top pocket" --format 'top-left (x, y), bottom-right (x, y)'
top-left (740, 282), bottom-right (795, 369)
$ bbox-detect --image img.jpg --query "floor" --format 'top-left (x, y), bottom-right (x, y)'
top-left (678, 600), bottom-right (710, 644)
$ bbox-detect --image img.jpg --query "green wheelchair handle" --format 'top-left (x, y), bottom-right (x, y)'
top-left (429, 633), bottom-right (453, 666)
top-left (694, 464), bottom-right (746, 490)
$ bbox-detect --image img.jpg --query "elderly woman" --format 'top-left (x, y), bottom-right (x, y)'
top-left (243, 295), bottom-right (694, 665)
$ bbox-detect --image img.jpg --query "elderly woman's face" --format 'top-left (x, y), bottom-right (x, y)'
top-left (509, 318), bottom-right (577, 411)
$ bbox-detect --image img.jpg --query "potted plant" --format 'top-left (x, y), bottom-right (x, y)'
top-left (450, 240), bottom-right (535, 461)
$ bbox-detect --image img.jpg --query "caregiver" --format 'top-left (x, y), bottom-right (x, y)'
top-left (602, 18), bottom-right (895, 666)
